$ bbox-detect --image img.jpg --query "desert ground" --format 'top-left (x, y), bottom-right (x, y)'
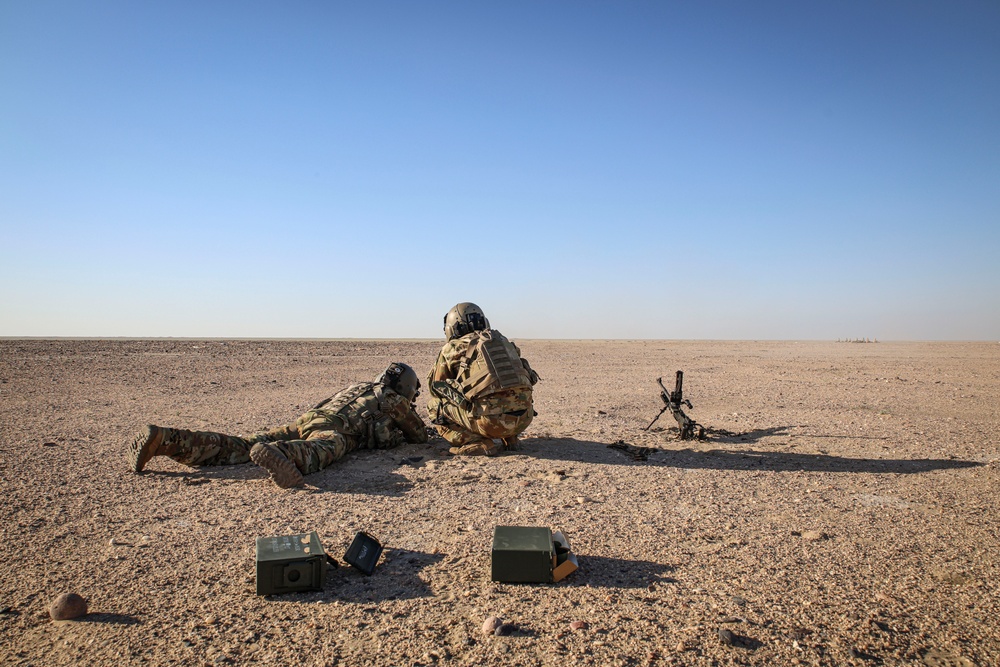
top-left (1, 338), bottom-right (998, 667)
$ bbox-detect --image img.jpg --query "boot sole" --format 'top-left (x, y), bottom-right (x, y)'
top-left (250, 443), bottom-right (304, 489)
top-left (449, 440), bottom-right (501, 456)
top-left (128, 426), bottom-right (163, 473)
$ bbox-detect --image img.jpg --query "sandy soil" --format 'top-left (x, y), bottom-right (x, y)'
top-left (1, 338), bottom-right (998, 667)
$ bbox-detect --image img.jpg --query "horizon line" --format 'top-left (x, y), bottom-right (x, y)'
top-left (2, 336), bottom-right (997, 344)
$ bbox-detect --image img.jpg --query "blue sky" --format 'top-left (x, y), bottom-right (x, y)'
top-left (2, 1), bottom-right (998, 340)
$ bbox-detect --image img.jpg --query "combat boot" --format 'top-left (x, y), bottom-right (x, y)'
top-left (128, 425), bottom-right (181, 472)
top-left (250, 443), bottom-right (305, 489)
top-left (449, 440), bottom-right (501, 456)
top-left (501, 435), bottom-right (520, 451)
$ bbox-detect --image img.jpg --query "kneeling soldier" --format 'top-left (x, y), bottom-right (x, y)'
top-left (127, 362), bottom-right (427, 488)
top-left (427, 302), bottom-right (539, 456)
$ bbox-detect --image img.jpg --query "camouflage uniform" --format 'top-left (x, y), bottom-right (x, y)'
top-left (130, 382), bottom-right (427, 477)
top-left (427, 329), bottom-right (537, 452)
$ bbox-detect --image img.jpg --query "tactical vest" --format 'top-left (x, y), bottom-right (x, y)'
top-left (313, 382), bottom-right (389, 442)
top-left (456, 330), bottom-right (533, 400)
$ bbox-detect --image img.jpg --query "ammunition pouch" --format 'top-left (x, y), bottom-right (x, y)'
top-left (431, 380), bottom-right (472, 412)
top-left (353, 386), bottom-right (388, 444)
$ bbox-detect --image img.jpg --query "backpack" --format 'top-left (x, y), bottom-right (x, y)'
top-left (456, 330), bottom-right (533, 400)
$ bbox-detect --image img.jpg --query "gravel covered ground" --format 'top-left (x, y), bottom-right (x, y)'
top-left (2, 338), bottom-right (998, 667)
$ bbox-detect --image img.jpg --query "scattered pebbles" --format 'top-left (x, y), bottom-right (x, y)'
top-left (481, 616), bottom-right (502, 635)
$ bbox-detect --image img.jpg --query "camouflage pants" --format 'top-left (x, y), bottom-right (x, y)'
top-left (169, 410), bottom-right (361, 476)
top-left (167, 430), bottom-right (252, 467)
top-left (433, 389), bottom-right (534, 447)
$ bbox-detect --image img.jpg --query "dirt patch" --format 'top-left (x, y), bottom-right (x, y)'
top-left (1, 339), bottom-right (998, 665)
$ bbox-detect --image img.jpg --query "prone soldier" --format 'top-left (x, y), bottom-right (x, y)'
top-left (127, 362), bottom-right (428, 488)
top-left (427, 303), bottom-right (539, 456)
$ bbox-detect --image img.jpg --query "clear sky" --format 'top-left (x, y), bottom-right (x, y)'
top-left (2, 1), bottom-right (998, 340)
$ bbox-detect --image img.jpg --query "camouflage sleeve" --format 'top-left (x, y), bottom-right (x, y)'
top-left (428, 340), bottom-right (465, 414)
top-left (431, 339), bottom-right (467, 382)
top-left (429, 350), bottom-right (451, 383)
top-left (384, 391), bottom-right (429, 444)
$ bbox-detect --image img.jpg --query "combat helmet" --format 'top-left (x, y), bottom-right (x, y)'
top-left (377, 362), bottom-right (420, 401)
top-left (444, 302), bottom-right (490, 340)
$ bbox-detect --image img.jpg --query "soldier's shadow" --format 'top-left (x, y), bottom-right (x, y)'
top-left (149, 445), bottom-right (436, 497)
top-left (306, 442), bottom-right (446, 496)
top-left (306, 458), bottom-right (414, 496)
top-left (518, 436), bottom-right (982, 474)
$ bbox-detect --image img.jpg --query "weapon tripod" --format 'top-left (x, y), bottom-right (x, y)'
top-left (644, 370), bottom-right (706, 440)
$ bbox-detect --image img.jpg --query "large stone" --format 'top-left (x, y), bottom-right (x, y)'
top-left (49, 593), bottom-right (87, 620)
top-left (482, 616), bottom-right (502, 635)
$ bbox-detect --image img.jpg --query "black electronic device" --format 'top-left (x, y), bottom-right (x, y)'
top-left (344, 531), bottom-right (383, 575)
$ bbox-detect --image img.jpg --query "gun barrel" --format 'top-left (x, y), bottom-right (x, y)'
top-left (647, 370), bottom-right (703, 439)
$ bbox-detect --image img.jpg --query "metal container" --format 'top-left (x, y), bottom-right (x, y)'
top-left (255, 531), bottom-right (327, 595)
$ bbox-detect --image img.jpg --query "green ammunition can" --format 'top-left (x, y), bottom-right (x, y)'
top-left (255, 531), bottom-right (327, 595)
top-left (491, 526), bottom-right (554, 583)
